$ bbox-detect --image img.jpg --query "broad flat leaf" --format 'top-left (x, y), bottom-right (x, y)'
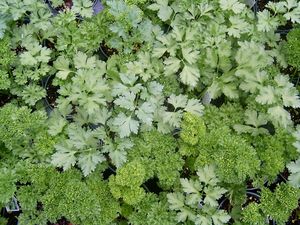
top-left (74, 51), bottom-right (96, 69)
top-left (163, 111), bottom-right (182, 127)
top-left (158, 5), bottom-right (173, 21)
top-left (207, 81), bottom-right (222, 99)
top-left (219, 0), bottom-right (245, 14)
top-left (114, 92), bottom-right (136, 111)
top-left (72, 0), bottom-right (93, 18)
top-left (148, 81), bottom-right (164, 95)
top-left (180, 64), bottom-right (200, 87)
top-left (168, 94), bottom-right (188, 109)
top-left (222, 83), bottom-right (239, 99)
top-left (185, 99), bottom-right (204, 116)
top-left (257, 10), bottom-right (279, 32)
top-left (164, 57), bottom-right (181, 75)
top-left (204, 186), bottom-right (227, 207)
top-left (152, 43), bottom-right (168, 58)
top-left (109, 150), bottom-right (127, 168)
top-left (148, 0), bottom-right (173, 22)
top-left (177, 208), bottom-right (195, 223)
top-left (267, 106), bottom-right (292, 128)
top-left (113, 113), bottom-right (139, 138)
top-left (197, 165), bottom-right (219, 186)
top-left (212, 210), bottom-right (231, 225)
top-left (255, 85), bottom-right (277, 105)
top-left (281, 88), bottom-right (300, 108)
top-left (112, 83), bottom-right (129, 96)
top-left (287, 159), bottom-right (300, 188)
top-left (54, 56), bottom-right (72, 80)
top-left (284, 7), bottom-right (300, 23)
top-left (136, 102), bottom-right (154, 126)
top-left (52, 141), bottom-right (77, 170)
top-left (48, 116), bottom-right (67, 136)
top-left (78, 150), bottom-right (105, 176)
top-left (93, 107), bottom-right (112, 125)
top-left (195, 215), bottom-right (211, 225)
top-left (120, 73), bottom-right (138, 86)
top-left (167, 192), bottom-right (185, 210)
top-left (180, 178), bottom-right (200, 194)
top-left (36, 47), bottom-right (51, 63)
top-left (20, 52), bottom-right (37, 66)
top-left (181, 46), bottom-right (199, 64)
top-left (284, 0), bottom-right (298, 10)
top-left (245, 110), bottom-right (268, 127)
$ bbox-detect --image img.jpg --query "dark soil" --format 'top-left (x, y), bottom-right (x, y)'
top-left (48, 217), bottom-right (73, 225)
top-left (42, 76), bottom-right (59, 109)
top-left (0, 93), bottom-right (13, 107)
top-left (98, 43), bottom-right (118, 61)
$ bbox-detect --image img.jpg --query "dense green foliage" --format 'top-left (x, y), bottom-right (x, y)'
top-left (0, 0), bottom-right (300, 224)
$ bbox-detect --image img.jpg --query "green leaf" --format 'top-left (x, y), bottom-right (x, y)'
top-left (113, 113), bottom-right (139, 138)
top-left (180, 178), bottom-right (200, 194)
top-left (78, 150), bottom-right (105, 176)
top-left (21, 84), bottom-right (46, 106)
top-left (54, 56), bottom-right (72, 80)
top-left (204, 186), bottom-right (227, 207)
top-left (48, 115), bottom-right (67, 136)
top-left (164, 57), bottom-right (181, 75)
top-left (73, 51), bottom-right (96, 69)
top-left (196, 165), bottom-right (219, 186)
top-left (109, 150), bottom-right (127, 168)
top-left (167, 192), bottom-right (185, 210)
top-left (148, 0), bottom-right (173, 22)
top-left (255, 85), bottom-right (277, 105)
top-left (20, 52), bottom-right (37, 66)
top-left (135, 102), bottom-right (154, 126)
top-left (267, 106), bottom-right (292, 128)
top-left (185, 99), bottom-right (204, 116)
top-left (219, 0), bottom-right (245, 14)
top-left (180, 64), bottom-right (200, 87)
top-left (168, 94), bottom-right (188, 109)
top-left (72, 0), bottom-right (93, 18)
top-left (51, 141), bottom-right (77, 170)
top-left (114, 91), bottom-right (136, 111)
top-left (257, 10), bottom-right (279, 32)
top-left (287, 159), bottom-right (300, 188)
top-left (181, 46), bottom-right (199, 65)
top-left (281, 87), bottom-right (300, 108)
top-left (195, 215), bottom-right (211, 225)
top-left (284, 6), bottom-right (300, 23)
top-left (212, 210), bottom-right (231, 225)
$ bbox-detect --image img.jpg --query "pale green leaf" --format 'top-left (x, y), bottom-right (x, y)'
top-left (181, 46), bottom-right (199, 65)
top-left (196, 165), bottom-right (219, 186)
top-left (73, 51), bottom-right (96, 69)
top-left (168, 94), bottom-right (188, 109)
top-left (180, 178), bottom-right (201, 194)
top-left (54, 56), bottom-right (72, 80)
top-left (109, 150), bottom-right (127, 168)
top-left (114, 91), bottom-right (136, 111)
top-left (167, 192), bottom-right (185, 210)
top-left (255, 85), bottom-right (277, 105)
top-left (267, 106), bottom-right (292, 128)
top-left (185, 99), bottom-right (204, 116)
top-left (135, 102), bottom-right (154, 126)
top-left (113, 113), bottom-right (139, 138)
top-left (164, 57), bottom-right (181, 75)
top-left (180, 64), bottom-right (200, 87)
top-left (78, 150), bottom-right (105, 176)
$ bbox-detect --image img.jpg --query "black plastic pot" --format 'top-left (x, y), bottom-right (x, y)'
top-left (41, 75), bottom-right (53, 116)
top-left (5, 197), bottom-right (20, 213)
top-left (44, 0), bottom-right (103, 17)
